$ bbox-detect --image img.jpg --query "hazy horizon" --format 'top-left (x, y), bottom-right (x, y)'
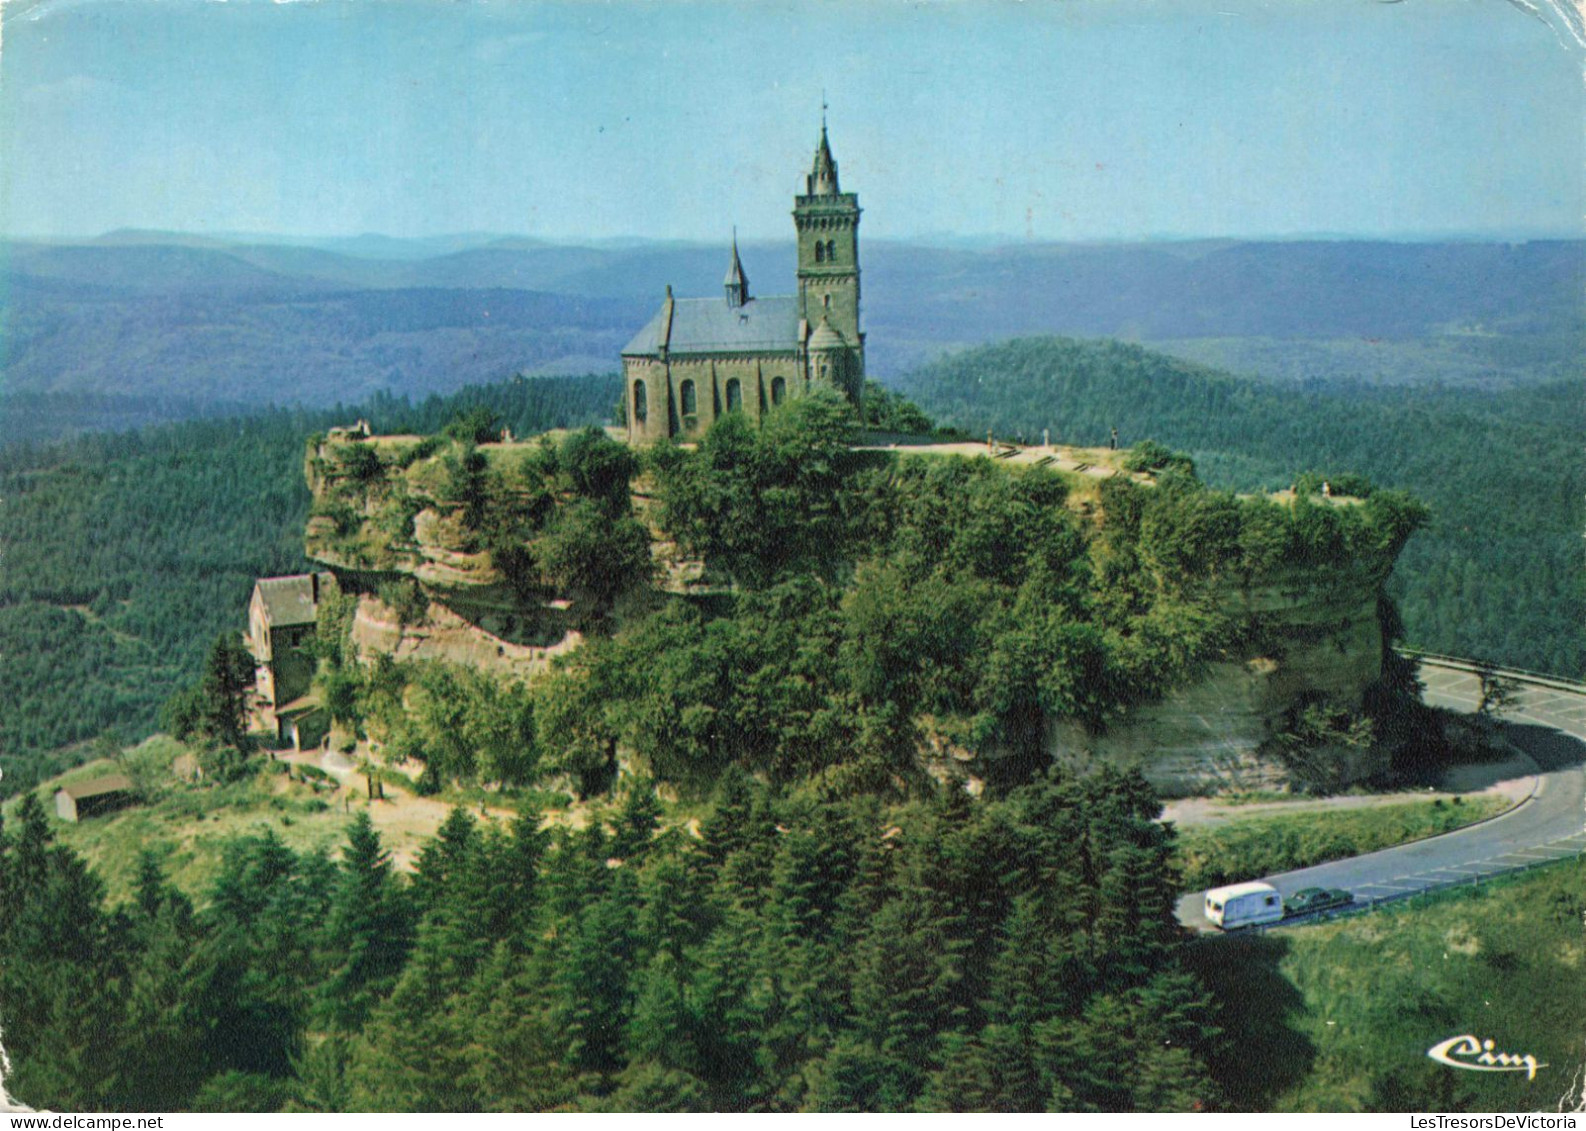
top-left (7, 226), bottom-right (1586, 252)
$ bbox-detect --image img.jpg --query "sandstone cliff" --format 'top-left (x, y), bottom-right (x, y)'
top-left (1047, 577), bottom-right (1387, 797)
top-left (306, 426), bottom-right (1406, 796)
top-left (305, 430), bottom-right (576, 678)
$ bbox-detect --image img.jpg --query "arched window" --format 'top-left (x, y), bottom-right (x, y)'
top-left (680, 378), bottom-right (697, 420)
top-left (814, 241), bottom-right (825, 263)
top-left (825, 239), bottom-right (837, 262)
top-left (771, 376), bottom-right (786, 405)
top-left (632, 380), bottom-right (648, 424)
top-left (725, 378), bottom-right (743, 412)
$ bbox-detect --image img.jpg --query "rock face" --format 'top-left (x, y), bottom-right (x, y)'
top-left (1049, 577), bottom-right (1388, 797)
top-left (306, 433), bottom-right (714, 677)
top-left (305, 431), bottom-right (584, 674)
top-left (305, 434), bottom-right (506, 589)
top-left (349, 592), bottom-right (581, 679)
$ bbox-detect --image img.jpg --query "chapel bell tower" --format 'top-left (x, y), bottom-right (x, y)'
top-left (793, 115), bottom-right (864, 388)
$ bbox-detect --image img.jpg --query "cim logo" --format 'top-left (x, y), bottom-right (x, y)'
top-left (1427, 1035), bottom-right (1546, 1080)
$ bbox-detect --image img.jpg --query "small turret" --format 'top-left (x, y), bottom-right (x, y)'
top-left (807, 315), bottom-right (853, 399)
top-left (724, 229), bottom-right (749, 308)
top-left (807, 316), bottom-right (845, 353)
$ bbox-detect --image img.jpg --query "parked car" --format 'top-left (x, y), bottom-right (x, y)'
top-left (1285, 887), bottom-right (1354, 916)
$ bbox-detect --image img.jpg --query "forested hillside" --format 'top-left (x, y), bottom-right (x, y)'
top-left (894, 338), bottom-right (1585, 677)
top-left (0, 370), bottom-right (1559, 1114)
top-left (0, 376), bottom-right (619, 797)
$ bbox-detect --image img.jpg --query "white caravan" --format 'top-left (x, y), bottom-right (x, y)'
top-left (1203, 881), bottom-right (1285, 929)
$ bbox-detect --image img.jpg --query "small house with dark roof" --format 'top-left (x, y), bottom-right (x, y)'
top-left (55, 773), bottom-right (137, 823)
top-left (246, 571), bottom-right (336, 749)
top-left (623, 119), bottom-right (865, 443)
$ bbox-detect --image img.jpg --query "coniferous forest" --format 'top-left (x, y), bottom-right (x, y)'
top-left (0, 766), bottom-right (1219, 1112)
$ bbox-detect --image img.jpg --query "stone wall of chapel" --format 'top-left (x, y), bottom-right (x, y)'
top-left (665, 358), bottom-right (715, 438)
top-left (627, 352), bottom-right (814, 442)
top-left (624, 357), bottom-right (673, 445)
top-left (661, 353), bottom-right (803, 439)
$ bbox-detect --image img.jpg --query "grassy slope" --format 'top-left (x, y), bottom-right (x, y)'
top-left (1187, 859), bottom-right (1586, 1112)
top-left (7, 740), bottom-right (351, 904)
top-left (1175, 796), bottom-right (1511, 891)
top-left (16, 735), bottom-right (594, 908)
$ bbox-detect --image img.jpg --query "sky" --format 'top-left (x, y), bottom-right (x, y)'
top-left (0, 0), bottom-right (1583, 243)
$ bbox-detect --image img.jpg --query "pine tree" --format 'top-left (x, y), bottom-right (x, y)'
top-left (0, 809), bottom-right (9, 946)
top-left (412, 805), bottom-right (476, 918)
top-left (921, 1025), bottom-right (1043, 1113)
top-left (198, 834), bottom-right (330, 1081)
top-left (846, 891), bottom-right (961, 1106)
top-left (555, 866), bottom-right (639, 1077)
top-left (346, 937), bottom-right (474, 1111)
top-left (288, 1035), bottom-right (351, 1113)
top-left (685, 899), bottom-right (761, 1105)
top-left (321, 812), bottom-right (411, 1030)
top-left (118, 873), bottom-right (210, 1110)
top-left (597, 1061), bottom-right (709, 1113)
top-left (610, 778), bottom-right (663, 861)
top-left (0, 811), bottom-right (119, 1112)
top-left (9, 793), bottom-right (51, 909)
top-left (200, 631), bottom-right (256, 751)
top-left (698, 767), bottom-right (756, 868)
top-left (805, 1034), bottom-right (906, 1113)
top-left (626, 951), bottom-right (696, 1072)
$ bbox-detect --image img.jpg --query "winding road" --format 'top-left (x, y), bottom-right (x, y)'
top-left (1174, 657), bottom-right (1586, 931)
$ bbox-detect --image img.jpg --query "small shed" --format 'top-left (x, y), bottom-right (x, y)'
top-left (275, 694), bottom-right (329, 752)
top-left (54, 773), bottom-right (137, 823)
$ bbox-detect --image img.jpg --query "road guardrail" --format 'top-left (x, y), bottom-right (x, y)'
top-left (1397, 648), bottom-right (1586, 695)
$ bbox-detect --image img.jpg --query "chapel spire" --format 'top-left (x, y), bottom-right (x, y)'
top-left (723, 228), bottom-right (749, 307)
top-left (806, 116), bottom-right (840, 196)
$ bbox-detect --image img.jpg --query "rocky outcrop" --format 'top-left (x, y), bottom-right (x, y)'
top-left (305, 431), bottom-right (577, 668)
top-left (308, 428), bottom-right (1401, 798)
top-left (350, 593), bottom-right (580, 679)
top-left (1047, 579), bottom-right (1388, 797)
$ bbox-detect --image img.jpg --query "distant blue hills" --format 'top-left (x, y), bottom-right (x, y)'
top-left (2, 233), bottom-right (1580, 439)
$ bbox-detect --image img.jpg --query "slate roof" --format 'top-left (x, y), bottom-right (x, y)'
top-left (622, 295), bottom-right (801, 357)
top-left (57, 773), bottom-right (134, 801)
top-left (255, 572), bottom-right (333, 629)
